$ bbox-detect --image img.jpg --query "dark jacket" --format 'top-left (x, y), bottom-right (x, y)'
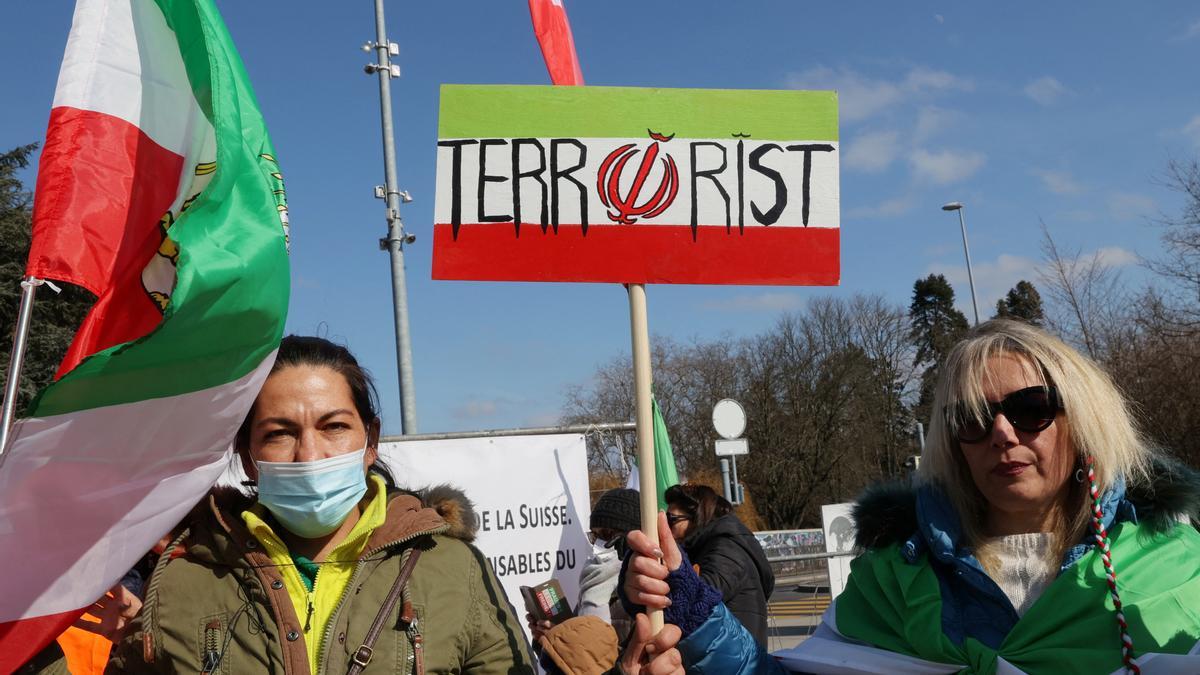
top-left (681, 513), bottom-right (775, 646)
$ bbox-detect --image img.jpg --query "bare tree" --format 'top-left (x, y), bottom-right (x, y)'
top-left (563, 294), bottom-right (919, 529)
top-left (1037, 222), bottom-right (1129, 359)
top-left (1147, 158), bottom-right (1200, 330)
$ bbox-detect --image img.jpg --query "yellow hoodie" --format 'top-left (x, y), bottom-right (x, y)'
top-left (242, 474), bottom-right (388, 673)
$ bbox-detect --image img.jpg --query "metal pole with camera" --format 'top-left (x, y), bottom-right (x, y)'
top-left (364, 0), bottom-right (418, 434)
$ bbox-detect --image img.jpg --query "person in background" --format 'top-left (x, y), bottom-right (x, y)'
top-left (578, 488), bottom-right (640, 635)
top-left (661, 483), bottom-right (774, 646)
top-left (527, 488), bottom-right (639, 672)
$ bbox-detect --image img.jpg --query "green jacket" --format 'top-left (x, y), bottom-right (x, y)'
top-left (107, 485), bottom-right (535, 675)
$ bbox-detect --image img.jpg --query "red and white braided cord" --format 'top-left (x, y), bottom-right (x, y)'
top-left (1086, 455), bottom-right (1140, 674)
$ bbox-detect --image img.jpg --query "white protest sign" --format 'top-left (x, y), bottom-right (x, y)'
top-left (378, 433), bottom-right (591, 635)
top-left (821, 502), bottom-right (856, 599)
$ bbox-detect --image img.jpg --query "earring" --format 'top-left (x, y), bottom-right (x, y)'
top-left (1074, 468), bottom-right (1085, 483)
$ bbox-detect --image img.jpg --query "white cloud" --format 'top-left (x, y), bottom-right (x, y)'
top-left (1057, 209), bottom-right (1100, 223)
top-left (927, 253), bottom-right (1041, 319)
top-left (925, 247), bottom-right (1136, 317)
top-left (1174, 19), bottom-right (1200, 41)
top-left (910, 149), bottom-right (986, 185)
top-left (846, 195), bottom-right (916, 219)
top-left (1024, 76), bottom-right (1069, 106)
top-left (903, 67), bottom-right (971, 92)
top-left (843, 130), bottom-right (902, 173)
top-left (1106, 191), bottom-right (1156, 220)
top-left (934, 14), bottom-right (945, 24)
top-left (1184, 115), bottom-right (1200, 148)
top-left (926, 247), bottom-right (1132, 317)
top-left (785, 65), bottom-right (972, 123)
top-left (702, 292), bottom-right (805, 312)
top-left (1031, 168), bottom-right (1085, 195)
top-left (914, 106), bottom-right (961, 144)
top-left (523, 410), bottom-right (563, 428)
top-left (1093, 246), bottom-right (1139, 268)
top-left (452, 399), bottom-right (500, 420)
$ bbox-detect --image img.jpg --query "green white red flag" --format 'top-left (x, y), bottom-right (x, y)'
top-left (433, 85), bottom-right (840, 286)
top-left (0, 0), bottom-right (289, 666)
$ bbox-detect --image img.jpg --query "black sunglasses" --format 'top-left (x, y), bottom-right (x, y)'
top-left (949, 386), bottom-right (1063, 444)
top-left (666, 513), bottom-right (691, 527)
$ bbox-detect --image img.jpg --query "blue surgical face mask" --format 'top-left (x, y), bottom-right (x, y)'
top-left (255, 448), bottom-right (369, 538)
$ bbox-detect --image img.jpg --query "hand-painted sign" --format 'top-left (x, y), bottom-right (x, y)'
top-left (433, 85), bottom-right (839, 285)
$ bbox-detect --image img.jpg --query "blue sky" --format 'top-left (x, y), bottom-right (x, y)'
top-left (3, 2), bottom-right (1199, 435)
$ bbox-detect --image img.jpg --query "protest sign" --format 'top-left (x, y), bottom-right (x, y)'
top-left (377, 433), bottom-right (591, 636)
top-left (433, 84), bottom-right (839, 286)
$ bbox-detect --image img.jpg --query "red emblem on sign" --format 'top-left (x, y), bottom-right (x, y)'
top-left (596, 129), bottom-right (680, 224)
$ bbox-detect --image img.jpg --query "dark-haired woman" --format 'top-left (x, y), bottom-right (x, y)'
top-left (662, 483), bottom-right (774, 646)
top-left (103, 336), bottom-right (535, 673)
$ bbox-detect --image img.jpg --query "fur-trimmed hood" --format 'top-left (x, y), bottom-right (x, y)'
top-left (400, 483), bottom-right (479, 542)
top-left (853, 455), bottom-right (1200, 552)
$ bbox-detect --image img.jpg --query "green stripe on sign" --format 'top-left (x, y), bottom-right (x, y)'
top-left (439, 85), bottom-right (838, 142)
top-left (30, 0), bottom-right (288, 417)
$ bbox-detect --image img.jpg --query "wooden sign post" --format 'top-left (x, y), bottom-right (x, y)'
top-left (433, 84), bottom-right (840, 631)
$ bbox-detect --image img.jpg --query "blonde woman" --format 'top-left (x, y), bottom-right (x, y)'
top-left (621, 320), bottom-right (1200, 674)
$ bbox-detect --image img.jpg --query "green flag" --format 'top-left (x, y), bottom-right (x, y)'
top-left (651, 396), bottom-right (680, 510)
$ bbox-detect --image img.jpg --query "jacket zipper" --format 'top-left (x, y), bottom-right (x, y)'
top-left (407, 616), bottom-right (424, 675)
top-left (201, 619), bottom-right (221, 674)
top-left (315, 523), bottom-right (449, 675)
top-left (305, 563), bottom-right (320, 634)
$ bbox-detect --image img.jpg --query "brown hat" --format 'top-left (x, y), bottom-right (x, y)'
top-left (540, 616), bottom-right (619, 675)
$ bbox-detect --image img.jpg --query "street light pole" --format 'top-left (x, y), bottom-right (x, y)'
top-left (942, 201), bottom-right (980, 325)
top-left (364, 0), bottom-right (418, 434)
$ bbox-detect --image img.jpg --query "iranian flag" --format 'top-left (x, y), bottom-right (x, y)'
top-left (0, 0), bottom-right (289, 666)
top-left (433, 85), bottom-right (840, 286)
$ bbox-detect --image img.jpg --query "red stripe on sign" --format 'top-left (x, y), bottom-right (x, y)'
top-left (432, 223), bottom-right (840, 285)
top-left (26, 107), bottom-right (184, 374)
top-left (0, 608), bottom-right (84, 673)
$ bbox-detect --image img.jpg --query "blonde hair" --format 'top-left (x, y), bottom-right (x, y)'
top-left (921, 319), bottom-right (1152, 570)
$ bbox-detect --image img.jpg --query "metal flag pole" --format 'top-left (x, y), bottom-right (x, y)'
top-left (364, 0), bottom-right (418, 434)
top-left (627, 282), bottom-right (663, 632)
top-left (0, 277), bottom-right (41, 465)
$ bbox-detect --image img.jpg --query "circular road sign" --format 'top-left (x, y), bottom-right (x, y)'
top-left (712, 398), bottom-right (747, 440)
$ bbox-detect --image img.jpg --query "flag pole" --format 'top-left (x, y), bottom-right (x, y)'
top-left (0, 277), bottom-right (40, 464)
top-left (627, 282), bottom-right (663, 632)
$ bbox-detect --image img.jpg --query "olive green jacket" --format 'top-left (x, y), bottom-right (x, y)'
top-left (106, 485), bottom-right (534, 675)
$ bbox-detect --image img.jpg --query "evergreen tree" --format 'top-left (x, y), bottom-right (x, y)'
top-left (994, 280), bottom-right (1045, 326)
top-left (0, 144), bottom-right (95, 413)
top-left (909, 274), bottom-right (969, 425)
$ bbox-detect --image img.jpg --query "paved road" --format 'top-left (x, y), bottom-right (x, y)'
top-left (766, 585), bottom-right (829, 652)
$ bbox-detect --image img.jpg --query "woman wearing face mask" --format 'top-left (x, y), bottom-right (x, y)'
top-left (103, 336), bottom-right (535, 674)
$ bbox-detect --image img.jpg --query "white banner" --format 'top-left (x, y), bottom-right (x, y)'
top-left (378, 433), bottom-right (592, 638)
